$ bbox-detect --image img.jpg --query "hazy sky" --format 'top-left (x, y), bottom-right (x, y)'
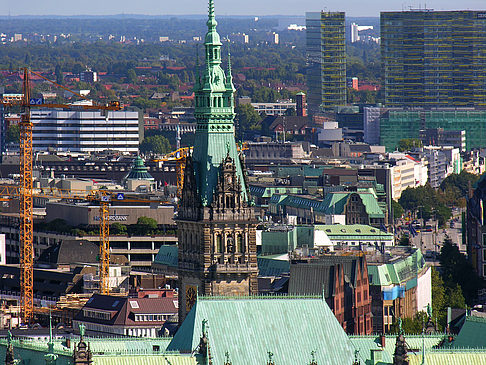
top-left (2, 0), bottom-right (486, 17)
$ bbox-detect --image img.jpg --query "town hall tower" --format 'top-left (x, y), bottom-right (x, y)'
top-left (177, 0), bottom-right (258, 324)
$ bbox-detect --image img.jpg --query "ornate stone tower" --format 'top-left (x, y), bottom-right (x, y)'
top-left (177, 0), bottom-right (258, 324)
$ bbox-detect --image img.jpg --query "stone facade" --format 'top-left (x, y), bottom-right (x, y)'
top-left (178, 156), bottom-right (258, 323)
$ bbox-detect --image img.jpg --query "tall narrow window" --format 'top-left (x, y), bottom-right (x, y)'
top-left (217, 234), bottom-right (223, 253)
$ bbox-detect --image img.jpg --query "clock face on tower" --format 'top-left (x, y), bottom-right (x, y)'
top-left (186, 285), bottom-right (197, 312)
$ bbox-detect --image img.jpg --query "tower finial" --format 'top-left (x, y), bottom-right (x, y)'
top-left (227, 44), bottom-right (232, 78)
top-left (207, 0), bottom-right (217, 29)
top-left (195, 45), bottom-right (200, 89)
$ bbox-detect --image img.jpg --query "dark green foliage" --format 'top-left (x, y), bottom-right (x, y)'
top-left (398, 185), bottom-right (451, 227)
top-left (439, 237), bottom-right (483, 305)
top-left (140, 135), bottom-right (172, 155)
top-left (397, 138), bottom-right (422, 152)
top-left (133, 216), bottom-right (158, 236)
top-left (5, 124), bottom-right (20, 144)
top-left (390, 311), bottom-right (428, 334)
top-left (235, 104), bottom-right (262, 139)
top-left (398, 235), bottom-right (410, 246)
top-left (440, 171), bottom-right (480, 208)
top-left (110, 223), bottom-right (127, 235)
top-left (392, 200), bottom-right (404, 220)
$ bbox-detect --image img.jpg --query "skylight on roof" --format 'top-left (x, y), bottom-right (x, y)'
top-left (129, 300), bottom-right (139, 309)
top-left (112, 300), bottom-right (119, 308)
top-left (87, 297), bottom-right (94, 304)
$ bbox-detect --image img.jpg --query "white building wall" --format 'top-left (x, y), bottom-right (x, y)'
top-left (416, 266), bottom-right (432, 313)
top-left (31, 109), bottom-right (140, 153)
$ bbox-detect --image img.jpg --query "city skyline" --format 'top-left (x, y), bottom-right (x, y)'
top-left (1, 0), bottom-right (485, 17)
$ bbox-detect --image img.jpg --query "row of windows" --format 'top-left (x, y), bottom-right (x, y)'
top-left (134, 314), bottom-right (172, 322)
top-left (83, 309), bottom-right (111, 320)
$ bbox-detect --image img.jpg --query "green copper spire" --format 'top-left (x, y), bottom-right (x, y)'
top-left (192, 0), bottom-right (248, 206)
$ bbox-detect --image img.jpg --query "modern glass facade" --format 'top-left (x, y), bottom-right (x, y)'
top-left (380, 108), bottom-right (486, 151)
top-left (306, 12), bottom-right (346, 114)
top-left (381, 10), bottom-right (486, 107)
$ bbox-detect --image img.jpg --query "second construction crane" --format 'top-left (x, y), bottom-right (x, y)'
top-left (1, 68), bottom-right (121, 323)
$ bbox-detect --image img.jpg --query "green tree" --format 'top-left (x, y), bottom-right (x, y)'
top-left (397, 138), bottom-right (422, 152)
top-left (431, 268), bottom-right (446, 330)
top-left (5, 124), bottom-right (20, 144)
top-left (440, 237), bottom-right (483, 304)
top-left (235, 104), bottom-right (262, 139)
top-left (140, 135), bottom-right (172, 155)
top-left (55, 64), bottom-right (64, 85)
top-left (392, 200), bottom-right (404, 220)
top-left (110, 223), bottom-right (127, 235)
top-left (133, 216), bottom-right (158, 236)
top-left (398, 235), bottom-right (410, 246)
top-left (127, 69), bottom-right (138, 84)
top-left (390, 311), bottom-right (428, 334)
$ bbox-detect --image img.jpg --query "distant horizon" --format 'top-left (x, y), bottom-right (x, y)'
top-left (1, 1), bottom-right (485, 18)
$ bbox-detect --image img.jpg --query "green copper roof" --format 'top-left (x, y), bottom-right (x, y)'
top-left (314, 224), bottom-right (393, 241)
top-left (153, 245), bottom-right (179, 268)
top-left (272, 192), bottom-right (385, 219)
top-left (348, 334), bottom-right (486, 365)
top-left (192, 0), bottom-right (247, 206)
top-left (367, 249), bottom-right (426, 286)
top-left (452, 315), bottom-right (486, 348)
top-left (125, 156), bottom-right (154, 181)
top-left (167, 296), bottom-right (356, 364)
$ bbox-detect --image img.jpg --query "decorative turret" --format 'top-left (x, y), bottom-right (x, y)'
top-left (124, 156), bottom-right (155, 191)
top-left (73, 324), bottom-right (93, 365)
top-left (393, 318), bottom-right (409, 365)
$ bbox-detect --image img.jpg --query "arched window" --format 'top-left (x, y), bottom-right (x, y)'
top-left (237, 234), bottom-right (244, 253)
top-left (227, 235), bottom-right (235, 253)
top-left (217, 234), bottom-right (223, 253)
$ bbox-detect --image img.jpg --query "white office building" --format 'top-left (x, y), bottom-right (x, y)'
top-left (31, 109), bottom-right (141, 153)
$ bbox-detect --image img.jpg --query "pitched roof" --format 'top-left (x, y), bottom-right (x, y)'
top-left (167, 296), bottom-right (356, 364)
top-left (37, 240), bottom-right (98, 266)
top-left (451, 315), bottom-right (486, 348)
top-left (289, 264), bottom-right (336, 298)
top-left (153, 245), bottom-right (179, 269)
top-left (269, 116), bottom-right (310, 131)
top-left (367, 249), bottom-right (426, 287)
top-left (274, 191), bottom-right (385, 218)
top-left (74, 294), bottom-right (178, 327)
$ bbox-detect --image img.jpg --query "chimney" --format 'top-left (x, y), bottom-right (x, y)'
top-left (380, 334), bottom-right (386, 347)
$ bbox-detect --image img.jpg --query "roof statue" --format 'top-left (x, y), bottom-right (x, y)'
top-left (224, 352), bottom-right (232, 365)
top-left (79, 323), bottom-right (86, 339)
top-left (309, 350), bottom-right (317, 365)
top-left (267, 351), bottom-right (275, 365)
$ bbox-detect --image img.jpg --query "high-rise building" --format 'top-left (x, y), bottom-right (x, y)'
top-left (31, 109), bottom-right (141, 153)
top-left (176, 0), bottom-right (258, 324)
top-left (379, 108), bottom-right (486, 151)
top-left (306, 11), bottom-right (346, 115)
top-left (381, 10), bottom-right (486, 107)
top-left (350, 23), bottom-right (359, 43)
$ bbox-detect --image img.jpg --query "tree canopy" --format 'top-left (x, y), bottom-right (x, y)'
top-left (139, 135), bottom-right (172, 155)
top-left (398, 185), bottom-right (452, 227)
top-left (397, 138), bottom-right (422, 152)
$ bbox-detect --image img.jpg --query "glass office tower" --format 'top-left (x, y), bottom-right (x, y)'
top-left (381, 10), bottom-right (486, 107)
top-left (306, 12), bottom-right (346, 115)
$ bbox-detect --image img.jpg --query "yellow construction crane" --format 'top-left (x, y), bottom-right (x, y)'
top-left (157, 147), bottom-right (191, 201)
top-left (0, 68), bottom-right (121, 323)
